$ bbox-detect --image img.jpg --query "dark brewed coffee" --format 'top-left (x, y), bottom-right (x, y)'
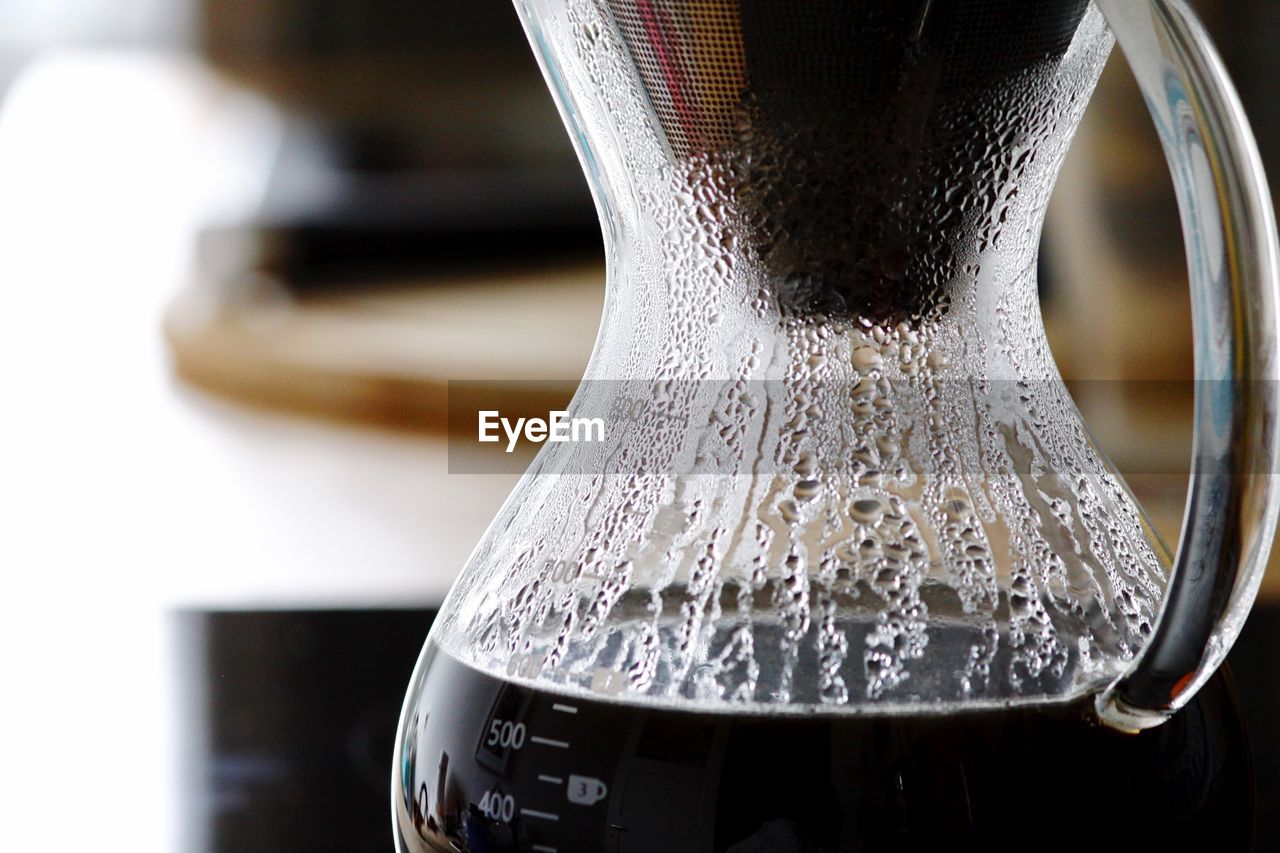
top-left (394, 645), bottom-right (1254, 853)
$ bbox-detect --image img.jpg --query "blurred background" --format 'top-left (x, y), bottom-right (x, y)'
top-left (1, 1), bottom-right (1278, 850)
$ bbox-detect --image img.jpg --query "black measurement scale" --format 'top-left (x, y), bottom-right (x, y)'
top-left (396, 646), bottom-right (723, 852)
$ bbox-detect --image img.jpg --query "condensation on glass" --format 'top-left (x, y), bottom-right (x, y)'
top-left (411, 0), bottom-right (1279, 728)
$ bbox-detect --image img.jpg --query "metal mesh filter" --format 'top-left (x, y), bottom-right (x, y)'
top-left (607, 0), bottom-right (747, 155)
top-left (602, 0), bottom-right (1091, 319)
top-left (605, 0), bottom-right (1089, 159)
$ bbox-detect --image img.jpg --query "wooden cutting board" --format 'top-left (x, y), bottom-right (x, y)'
top-left (165, 262), bottom-right (605, 432)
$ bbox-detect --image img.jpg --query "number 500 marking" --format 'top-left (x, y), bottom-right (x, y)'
top-left (486, 720), bottom-right (526, 750)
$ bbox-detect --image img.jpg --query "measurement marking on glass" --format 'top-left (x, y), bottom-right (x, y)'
top-left (521, 808), bottom-right (560, 822)
top-left (530, 735), bottom-right (570, 749)
top-left (538, 774), bottom-right (563, 785)
top-left (551, 703), bottom-right (578, 714)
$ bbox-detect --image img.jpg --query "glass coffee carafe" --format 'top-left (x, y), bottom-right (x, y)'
top-left (395, 1), bottom-right (1280, 850)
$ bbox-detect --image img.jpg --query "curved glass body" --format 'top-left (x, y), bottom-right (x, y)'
top-left (432, 3), bottom-right (1158, 713)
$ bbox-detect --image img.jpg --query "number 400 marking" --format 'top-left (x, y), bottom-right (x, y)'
top-left (479, 790), bottom-right (516, 822)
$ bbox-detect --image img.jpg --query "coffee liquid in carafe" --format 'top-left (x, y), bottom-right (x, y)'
top-left (396, 1), bottom-right (1262, 850)
top-left (396, 646), bottom-right (1252, 852)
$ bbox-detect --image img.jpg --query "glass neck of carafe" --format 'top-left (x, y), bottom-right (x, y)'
top-left (564, 7), bottom-right (1112, 384)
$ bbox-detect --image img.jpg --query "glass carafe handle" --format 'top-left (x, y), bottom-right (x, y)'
top-left (1094, 0), bottom-right (1280, 731)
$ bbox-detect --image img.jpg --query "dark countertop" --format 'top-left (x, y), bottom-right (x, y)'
top-left (180, 603), bottom-right (1280, 851)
